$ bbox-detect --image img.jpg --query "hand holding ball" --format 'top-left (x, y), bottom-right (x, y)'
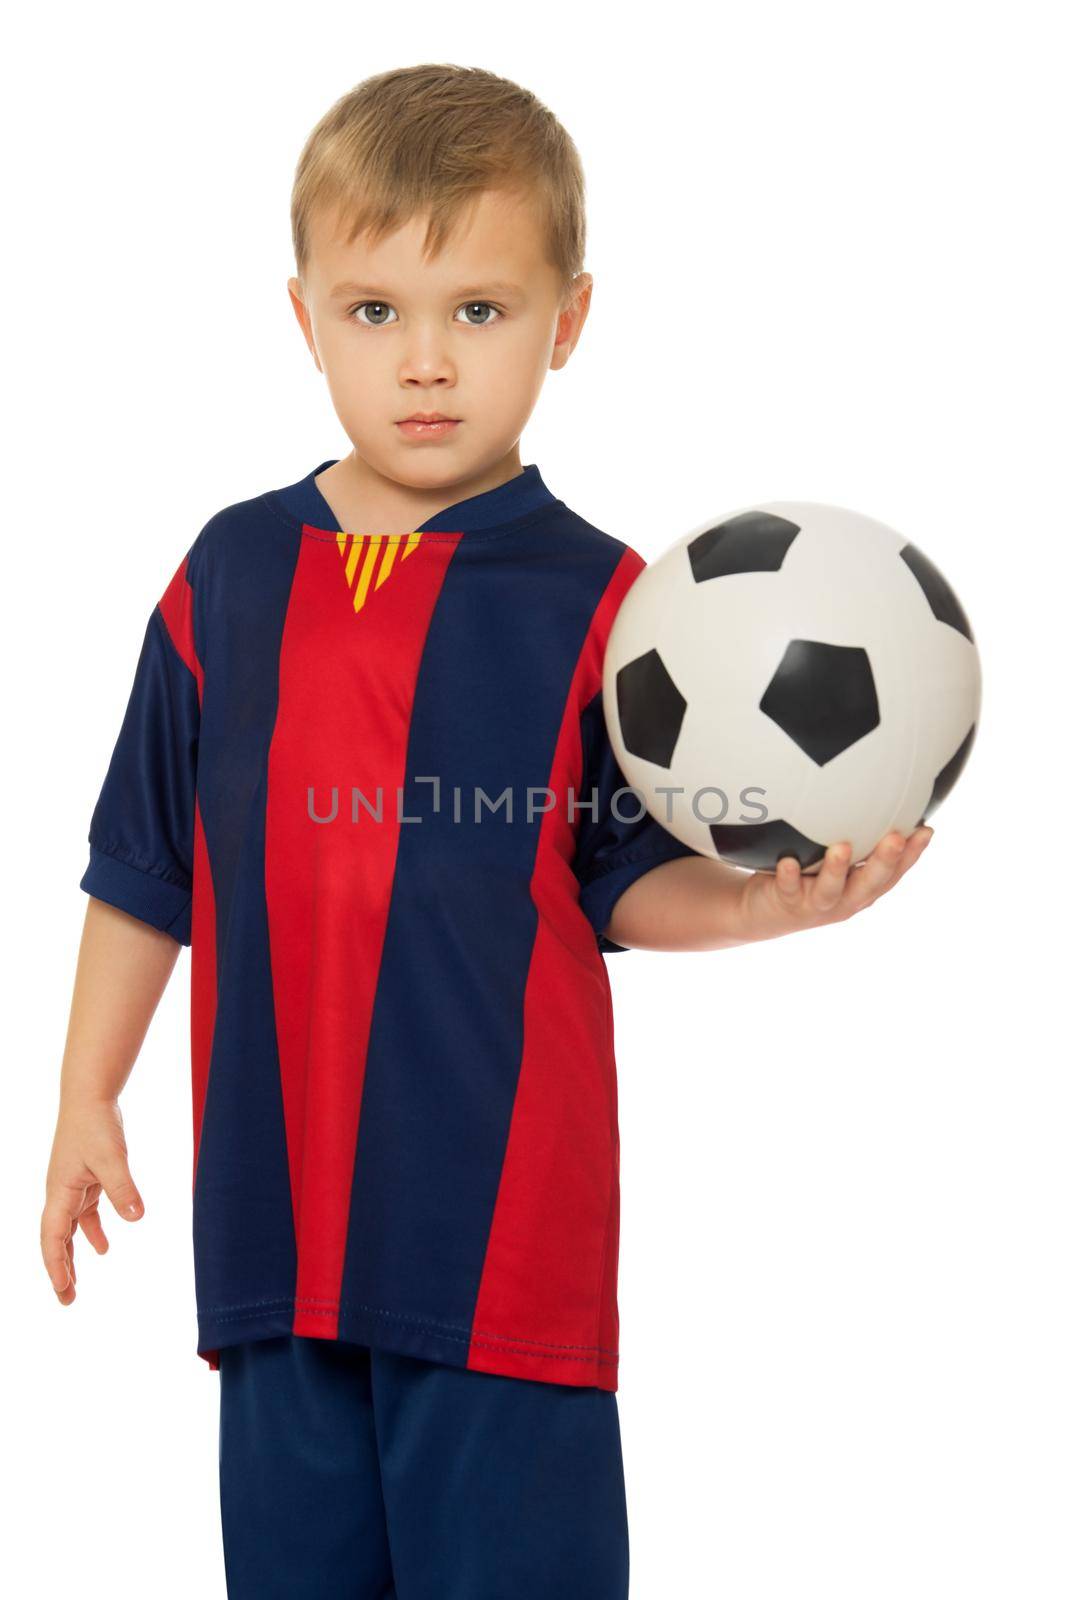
top-left (603, 502), bottom-right (980, 871)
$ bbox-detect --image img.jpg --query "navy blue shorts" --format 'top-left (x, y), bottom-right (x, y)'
top-left (218, 1335), bottom-right (629, 1598)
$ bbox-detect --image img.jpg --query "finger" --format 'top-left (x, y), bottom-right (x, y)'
top-left (809, 841), bottom-right (852, 913)
top-left (902, 823), bottom-right (934, 866)
top-left (774, 854), bottom-right (804, 902)
top-left (861, 825), bottom-right (934, 904)
top-left (880, 824), bottom-right (932, 885)
top-left (77, 1205), bottom-right (110, 1255)
top-left (40, 1200), bottom-right (77, 1301)
top-left (839, 831), bottom-right (907, 912)
top-left (95, 1157), bottom-right (144, 1222)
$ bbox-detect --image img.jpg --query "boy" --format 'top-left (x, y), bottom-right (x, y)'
top-left (42, 64), bottom-right (932, 1598)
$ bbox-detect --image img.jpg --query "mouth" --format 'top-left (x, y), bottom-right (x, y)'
top-left (396, 415), bottom-right (462, 438)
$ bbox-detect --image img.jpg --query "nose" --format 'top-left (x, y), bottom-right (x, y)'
top-left (397, 323), bottom-right (459, 387)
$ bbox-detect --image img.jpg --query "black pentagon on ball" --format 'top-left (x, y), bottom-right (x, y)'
top-left (688, 510), bottom-right (802, 582)
top-left (759, 639), bottom-right (880, 766)
top-left (898, 542), bottom-right (974, 641)
top-left (918, 721), bottom-right (976, 822)
top-left (616, 649), bottom-right (687, 767)
top-left (710, 817), bottom-right (826, 871)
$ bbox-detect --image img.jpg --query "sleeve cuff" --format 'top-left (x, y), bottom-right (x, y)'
top-left (579, 835), bottom-right (699, 955)
top-left (80, 843), bottom-right (192, 946)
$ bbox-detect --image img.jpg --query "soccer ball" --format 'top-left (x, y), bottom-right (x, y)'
top-left (603, 502), bottom-right (981, 871)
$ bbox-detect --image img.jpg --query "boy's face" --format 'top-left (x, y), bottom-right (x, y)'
top-left (288, 187), bottom-right (591, 489)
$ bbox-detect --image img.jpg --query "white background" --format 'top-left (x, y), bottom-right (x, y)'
top-left (7, 2), bottom-right (1064, 1594)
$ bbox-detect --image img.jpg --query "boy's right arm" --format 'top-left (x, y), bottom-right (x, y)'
top-left (45, 538), bottom-right (203, 1304)
top-left (41, 896), bottom-right (183, 1304)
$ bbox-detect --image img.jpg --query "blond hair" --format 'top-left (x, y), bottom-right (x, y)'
top-left (291, 64), bottom-right (586, 307)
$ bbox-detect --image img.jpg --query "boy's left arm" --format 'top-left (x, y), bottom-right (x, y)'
top-left (603, 825), bottom-right (934, 953)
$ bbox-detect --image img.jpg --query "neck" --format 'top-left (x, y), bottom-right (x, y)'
top-left (315, 448), bottom-right (525, 534)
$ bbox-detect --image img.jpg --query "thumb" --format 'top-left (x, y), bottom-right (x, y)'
top-left (97, 1155), bottom-right (145, 1220)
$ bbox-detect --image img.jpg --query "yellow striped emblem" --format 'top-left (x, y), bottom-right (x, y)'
top-left (335, 530), bottom-right (422, 613)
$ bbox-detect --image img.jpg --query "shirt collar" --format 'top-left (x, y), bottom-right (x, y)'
top-left (274, 459), bottom-right (560, 536)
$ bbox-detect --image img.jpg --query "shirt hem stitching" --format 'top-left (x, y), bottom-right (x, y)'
top-left (197, 1295), bottom-right (619, 1361)
top-left (87, 837), bottom-right (193, 892)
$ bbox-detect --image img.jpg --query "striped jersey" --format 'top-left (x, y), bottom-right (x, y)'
top-left (79, 459), bottom-right (699, 1390)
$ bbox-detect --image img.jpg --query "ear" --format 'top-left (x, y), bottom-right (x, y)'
top-left (550, 273), bottom-right (593, 371)
top-left (287, 276), bottom-right (322, 373)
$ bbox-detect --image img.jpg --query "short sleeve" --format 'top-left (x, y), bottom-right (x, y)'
top-left (572, 689), bottom-right (702, 953)
top-left (79, 552), bottom-right (201, 946)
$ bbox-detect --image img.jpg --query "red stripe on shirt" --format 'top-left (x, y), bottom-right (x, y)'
top-left (266, 528), bottom-right (461, 1344)
top-left (467, 545), bottom-right (645, 1389)
top-left (157, 555), bottom-right (203, 697)
top-left (159, 553), bottom-right (218, 1367)
top-left (190, 795), bottom-right (217, 1189)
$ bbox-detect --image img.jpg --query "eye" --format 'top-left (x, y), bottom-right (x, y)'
top-left (456, 302), bottom-right (502, 326)
top-left (348, 300), bottom-right (504, 327)
top-left (349, 301), bottom-right (397, 327)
